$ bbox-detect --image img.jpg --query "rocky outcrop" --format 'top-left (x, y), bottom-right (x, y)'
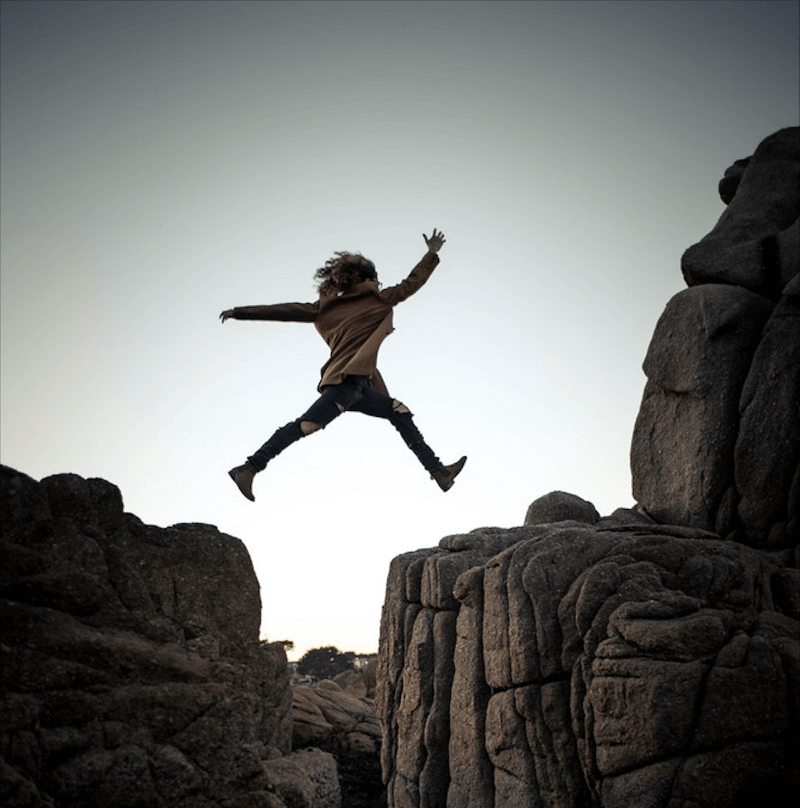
top-left (378, 517), bottom-right (799, 808)
top-left (681, 127), bottom-right (799, 296)
top-left (632, 126), bottom-right (799, 547)
top-left (292, 665), bottom-right (385, 808)
top-left (0, 466), bottom-right (340, 808)
top-left (377, 128), bottom-right (800, 808)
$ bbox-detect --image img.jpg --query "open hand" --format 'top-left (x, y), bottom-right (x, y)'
top-left (423, 228), bottom-right (446, 253)
top-left (220, 309), bottom-right (235, 323)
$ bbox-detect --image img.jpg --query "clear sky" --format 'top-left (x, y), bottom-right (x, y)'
top-left (2, 0), bottom-right (798, 660)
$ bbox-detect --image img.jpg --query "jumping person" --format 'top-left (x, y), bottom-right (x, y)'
top-left (220, 228), bottom-right (466, 501)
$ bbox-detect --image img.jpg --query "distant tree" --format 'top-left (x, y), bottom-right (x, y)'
top-left (296, 646), bottom-right (356, 681)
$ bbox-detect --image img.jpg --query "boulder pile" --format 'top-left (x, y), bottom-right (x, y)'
top-left (292, 665), bottom-right (384, 808)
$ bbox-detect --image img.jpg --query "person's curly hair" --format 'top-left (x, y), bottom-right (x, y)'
top-left (314, 252), bottom-right (379, 294)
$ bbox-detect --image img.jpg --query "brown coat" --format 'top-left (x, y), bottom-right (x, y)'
top-left (231, 251), bottom-right (440, 395)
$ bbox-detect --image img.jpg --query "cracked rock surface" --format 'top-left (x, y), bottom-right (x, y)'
top-left (0, 467), bottom-right (340, 808)
top-left (377, 520), bottom-right (798, 808)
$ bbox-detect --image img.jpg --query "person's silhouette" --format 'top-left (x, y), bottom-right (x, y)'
top-left (220, 229), bottom-right (466, 501)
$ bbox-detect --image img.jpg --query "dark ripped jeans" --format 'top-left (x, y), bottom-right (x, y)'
top-left (247, 375), bottom-right (442, 474)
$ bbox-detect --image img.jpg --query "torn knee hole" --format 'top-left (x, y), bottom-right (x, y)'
top-left (300, 420), bottom-right (322, 435)
top-left (392, 400), bottom-right (411, 414)
top-left (336, 403), bottom-right (347, 413)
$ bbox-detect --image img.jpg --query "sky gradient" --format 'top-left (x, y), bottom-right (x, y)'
top-left (2, 0), bottom-right (798, 659)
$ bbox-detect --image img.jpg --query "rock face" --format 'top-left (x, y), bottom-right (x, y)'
top-left (0, 466), bottom-right (340, 808)
top-left (377, 128), bottom-right (800, 808)
top-left (632, 126), bottom-right (799, 546)
top-left (681, 127), bottom-right (799, 296)
top-left (378, 520), bottom-right (799, 808)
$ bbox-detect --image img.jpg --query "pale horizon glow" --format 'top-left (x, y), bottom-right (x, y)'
top-left (2, 0), bottom-right (798, 660)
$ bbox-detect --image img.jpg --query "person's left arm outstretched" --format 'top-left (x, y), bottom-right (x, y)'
top-left (219, 301), bottom-right (319, 323)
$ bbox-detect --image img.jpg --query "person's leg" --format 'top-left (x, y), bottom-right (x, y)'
top-left (352, 389), bottom-right (467, 489)
top-left (229, 380), bottom-right (365, 501)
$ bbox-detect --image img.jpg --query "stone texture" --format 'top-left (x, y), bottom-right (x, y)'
top-left (735, 277), bottom-right (800, 546)
top-left (631, 127), bottom-right (800, 547)
top-left (630, 283), bottom-right (773, 534)
top-left (261, 750), bottom-right (341, 808)
top-left (291, 666), bottom-right (384, 808)
top-left (681, 126), bottom-right (799, 296)
top-left (377, 523), bottom-right (799, 808)
top-left (524, 491), bottom-right (600, 526)
top-left (0, 466), bottom-right (339, 808)
top-left (378, 128), bottom-right (800, 808)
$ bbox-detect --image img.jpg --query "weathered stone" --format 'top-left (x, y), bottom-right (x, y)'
top-left (735, 284), bottom-right (800, 546)
top-left (681, 126), bottom-right (799, 295)
top-left (292, 679), bottom-right (381, 754)
top-left (417, 611), bottom-right (456, 807)
top-left (717, 156), bottom-right (750, 205)
top-left (291, 670), bottom-right (384, 808)
top-left (333, 663), bottom-right (376, 700)
top-left (421, 549), bottom-right (489, 611)
top-left (447, 567), bottom-right (492, 808)
top-left (378, 522), bottom-right (798, 808)
top-left (0, 466), bottom-right (336, 808)
top-left (629, 128), bottom-right (800, 547)
top-left (260, 749), bottom-right (341, 808)
top-left (668, 743), bottom-right (793, 808)
top-left (485, 690), bottom-right (537, 808)
top-left (588, 655), bottom-right (707, 775)
top-left (389, 608), bottom-right (435, 808)
top-left (630, 283), bottom-right (773, 533)
top-left (376, 550), bottom-right (437, 792)
top-left (524, 490), bottom-right (600, 526)
top-left (600, 758), bottom-right (680, 808)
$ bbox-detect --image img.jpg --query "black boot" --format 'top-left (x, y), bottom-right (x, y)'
top-left (432, 456), bottom-right (467, 492)
top-left (229, 462), bottom-right (257, 501)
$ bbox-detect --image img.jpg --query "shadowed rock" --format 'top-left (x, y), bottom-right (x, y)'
top-left (681, 126), bottom-right (799, 297)
top-left (378, 518), bottom-right (798, 808)
top-left (292, 666), bottom-right (385, 808)
top-left (633, 126), bottom-right (799, 548)
top-left (0, 466), bottom-right (340, 808)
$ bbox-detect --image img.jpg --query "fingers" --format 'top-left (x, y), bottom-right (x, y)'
top-left (423, 229), bottom-right (446, 255)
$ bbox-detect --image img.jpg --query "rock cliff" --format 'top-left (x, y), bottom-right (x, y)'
top-left (0, 467), bottom-right (340, 808)
top-left (377, 127), bottom-right (800, 808)
top-left (633, 127), bottom-right (799, 545)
